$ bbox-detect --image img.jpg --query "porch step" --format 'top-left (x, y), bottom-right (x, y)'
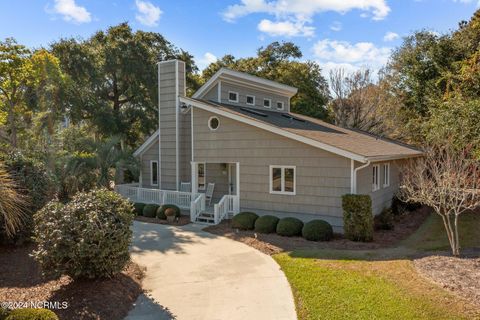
top-left (195, 212), bottom-right (215, 225)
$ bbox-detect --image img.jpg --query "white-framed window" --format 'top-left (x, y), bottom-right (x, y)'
top-left (276, 101), bottom-right (284, 110)
top-left (228, 91), bottom-right (239, 103)
top-left (383, 163), bottom-right (390, 187)
top-left (197, 162), bottom-right (206, 190)
top-left (372, 164), bottom-right (380, 191)
top-left (269, 165), bottom-right (296, 195)
top-left (246, 95), bottom-right (255, 106)
top-left (263, 98), bottom-right (271, 108)
top-left (150, 160), bottom-right (158, 186)
top-left (208, 116), bottom-right (220, 131)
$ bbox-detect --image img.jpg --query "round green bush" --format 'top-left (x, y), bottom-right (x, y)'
top-left (374, 208), bottom-right (395, 230)
top-left (33, 188), bottom-right (133, 279)
top-left (133, 203), bottom-right (146, 216)
top-left (157, 204), bottom-right (181, 220)
top-left (302, 220), bottom-right (333, 241)
top-left (276, 217), bottom-right (304, 237)
top-left (254, 215), bottom-right (279, 233)
top-left (143, 204), bottom-right (159, 218)
top-left (232, 212), bottom-right (259, 230)
top-left (5, 308), bottom-right (58, 320)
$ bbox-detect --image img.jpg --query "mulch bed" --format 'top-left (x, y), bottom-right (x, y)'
top-left (0, 244), bottom-right (144, 320)
top-left (135, 214), bottom-right (190, 226)
top-left (204, 207), bottom-right (431, 255)
top-left (414, 255), bottom-right (480, 308)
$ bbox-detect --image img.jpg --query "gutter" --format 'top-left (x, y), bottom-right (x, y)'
top-left (352, 160), bottom-right (371, 194)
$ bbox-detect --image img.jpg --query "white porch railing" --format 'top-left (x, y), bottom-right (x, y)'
top-left (214, 195), bottom-right (239, 224)
top-left (114, 184), bottom-right (194, 209)
top-left (190, 193), bottom-right (205, 222)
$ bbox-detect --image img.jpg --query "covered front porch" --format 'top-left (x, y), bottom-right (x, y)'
top-left (115, 162), bottom-right (240, 225)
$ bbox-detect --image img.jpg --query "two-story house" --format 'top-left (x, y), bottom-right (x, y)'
top-left (117, 59), bottom-right (422, 231)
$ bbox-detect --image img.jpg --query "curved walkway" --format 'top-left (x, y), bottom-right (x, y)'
top-left (126, 221), bottom-right (297, 320)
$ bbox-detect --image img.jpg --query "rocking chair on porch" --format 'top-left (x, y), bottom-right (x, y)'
top-left (205, 183), bottom-right (215, 206)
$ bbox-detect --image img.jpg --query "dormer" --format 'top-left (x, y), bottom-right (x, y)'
top-left (192, 68), bottom-right (298, 113)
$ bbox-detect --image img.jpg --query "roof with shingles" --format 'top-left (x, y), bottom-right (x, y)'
top-left (191, 98), bottom-right (423, 161)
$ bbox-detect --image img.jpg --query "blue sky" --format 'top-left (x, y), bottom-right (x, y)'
top-left (0, 0), bottom-right (478, 76)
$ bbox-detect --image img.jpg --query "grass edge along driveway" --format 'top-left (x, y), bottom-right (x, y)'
top-left (273, 213), bottom-right (480, 320)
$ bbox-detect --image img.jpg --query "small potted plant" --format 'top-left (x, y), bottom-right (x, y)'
top-left (165, 207), bottom-right (177, 223)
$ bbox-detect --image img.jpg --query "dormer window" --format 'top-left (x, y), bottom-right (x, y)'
top-left (276, 101), bottom-right (284, 110)
top-left (263, 98), bottom-right (271, 108)
top-left (246, 95), bottom-right (255, 106)
top-left (228, 91), bottom-right (239, 103)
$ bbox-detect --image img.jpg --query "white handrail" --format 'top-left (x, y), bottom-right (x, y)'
top-left (190, 193), bottom-right (205, 222)
top-left (115, 184), bottom-right (193, 209)
top-left (214, 195), bottom-right (239, 224)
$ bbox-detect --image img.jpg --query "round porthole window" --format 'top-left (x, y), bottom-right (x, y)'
top-left (208, 116), bottom-right (220, 131)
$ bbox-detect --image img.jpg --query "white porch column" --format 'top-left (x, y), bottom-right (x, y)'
top-left (191, 162), bottom-right (198, 195)
top-left (235, 162), bottom-right (240, 212)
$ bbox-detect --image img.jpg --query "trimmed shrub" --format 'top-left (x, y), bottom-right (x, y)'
top-left (143, 204), bottom-right (159, 218)
top-left (232, 212), bottom-right (259, 230)
top-left (133, 202), bottom-right (146, 216)
top-left (5, 308), bottom-right (58, 320)
top-left (276, 217), bottom-right (304, 237)
top-left (342, 194), bottom-right (373, 242)
top-left (0, 308), bottom-right (9, 320)
top-left (254, 215), bottom-right (279, 233)
top-left (374, 208), bottom-right (395, 230)
top-left (302, 220), bottom-right (333, 241)
top-left (391, 195), bottom-right (421, 216)
top-left (157, 204), bottom-right (181, 220)
top-left (33, 188), bottom-right (133, 279)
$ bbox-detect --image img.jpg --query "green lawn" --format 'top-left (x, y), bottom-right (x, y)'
top-left (401, 212), bottom-right (480, 251)
top-left (274, 212), bottom-right (480, 320)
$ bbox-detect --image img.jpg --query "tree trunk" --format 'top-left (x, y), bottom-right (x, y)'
top-left (453, 214), bottom-right (460, 256)
top-left (7, 103), bottom-right (17, 148)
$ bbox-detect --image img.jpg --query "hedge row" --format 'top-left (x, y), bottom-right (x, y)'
top-left (132, 203), bottom-right (181, 220)
top-left (232, 212), bottom-right (333, 241)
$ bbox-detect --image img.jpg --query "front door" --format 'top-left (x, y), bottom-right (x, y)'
top-left (228, 163), bottom-right (237, 195)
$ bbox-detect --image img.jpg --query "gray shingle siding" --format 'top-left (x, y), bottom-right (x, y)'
top-left (355, 160), bottom-right (402, 215)
top-left (192, 107), bottom-right (351, 230)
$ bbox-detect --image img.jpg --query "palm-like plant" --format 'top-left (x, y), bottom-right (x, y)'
top-left (0, 162), bottom-right (26, 237)
top-left (63, 136), bottom-right (138, 192)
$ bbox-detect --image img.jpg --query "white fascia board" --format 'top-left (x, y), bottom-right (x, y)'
top-left (366, 153), bottom-right (423, 162)
top-left (193, 67), bottom-right (298, 99)
top-left (180, 97), bottom-right (367, 163)
top-left (133, 130), bottom-right (159, 157)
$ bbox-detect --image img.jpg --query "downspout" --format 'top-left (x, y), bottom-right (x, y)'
top-left (352, 160), bottom-right (371, 194)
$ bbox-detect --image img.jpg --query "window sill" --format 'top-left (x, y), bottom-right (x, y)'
top-left (270, 191), bottom-right (296, 196)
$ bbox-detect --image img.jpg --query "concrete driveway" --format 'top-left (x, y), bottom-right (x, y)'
top-left (125, 221), bottom-right (297, 320)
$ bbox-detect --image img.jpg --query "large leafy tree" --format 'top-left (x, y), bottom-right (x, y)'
top-left (51, 23), bottom-right (198, 148)
top-left (200, 42), bottom-right (330, 120)
top-left (0, 38), bottom-right (31, 148)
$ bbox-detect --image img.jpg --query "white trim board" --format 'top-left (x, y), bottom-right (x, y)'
top-left (193, 67), bottom-right (298, 99)
top-left (134, 129), bottom-right (159, 157)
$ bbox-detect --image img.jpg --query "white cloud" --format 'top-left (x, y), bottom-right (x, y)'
top-left (258, 19), bottom-right (314, 37)
top-left (452, 0), bottom-right (480, 5)
top-left (383, 31), bottom-right (399, 42)
top-left (313, 39), bottom-right (392, 77)
top-left (197, 52), bottom-right (218, 70)
top-left (135, 0), bottom-right (162, 27)
top-left (223, 0), bottom-right (390, 21)
top-left (222, 0), bottom-right (389, 37)
top-left (330, 21), bottom-right (342, 32)
top-left (52, 0), bottom-right (91, 23)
